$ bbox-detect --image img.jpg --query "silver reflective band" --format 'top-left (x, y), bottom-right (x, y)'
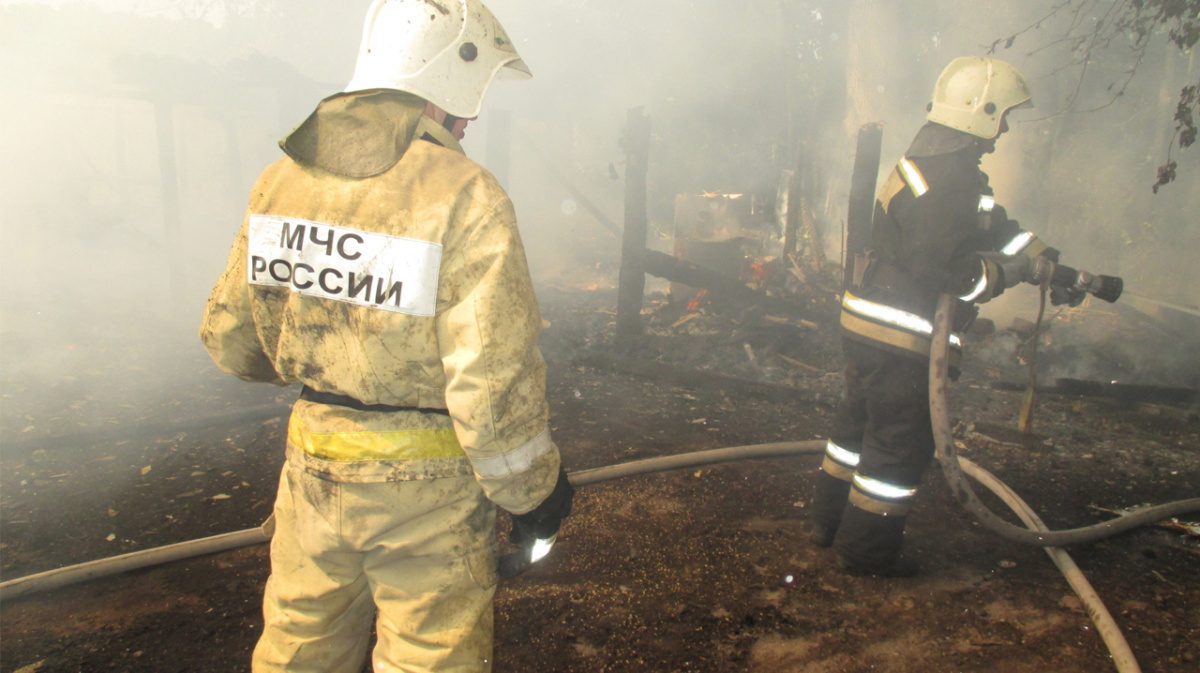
top-left (470, 428), bottom-right (554, 479)
top-left (1001, 231), bottom-right (1035, 256)
top-left (843, 294), bottom-right (963, 348)
top-left (898, 158), bottom-right (929, 196)
top-left (530, 535), bottom-right (556, 563)
top-left (853, 474), bottom-right (919, 500)
top-left (978, 195), bottom-right (995, 212)
top-left (959, 260), bottom-right (989, 302)
top-left (826, 440), bottom-right (861, 467)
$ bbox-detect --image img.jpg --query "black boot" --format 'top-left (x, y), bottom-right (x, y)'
top-left (810, 471), bottom-right (852, 548)
top-left (833, 505), bottom-right (919, 577)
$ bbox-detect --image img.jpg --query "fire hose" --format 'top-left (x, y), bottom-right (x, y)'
top-left (929, 291), bottom-right (1200, 545)
top-left (4, 316), bottom-right (1199, 671)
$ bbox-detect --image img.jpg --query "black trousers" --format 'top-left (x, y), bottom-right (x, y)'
top-left (814, 338), bottom-right (936, 569)
top-left (831, 339), bottom-right (935, 486)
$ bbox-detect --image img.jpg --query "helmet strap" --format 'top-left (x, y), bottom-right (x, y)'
top-left (442, 114), bottom-right (462, 132)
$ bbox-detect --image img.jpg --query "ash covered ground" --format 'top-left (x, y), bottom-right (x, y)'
top-left (1, 282), bottom-right (1198, 673)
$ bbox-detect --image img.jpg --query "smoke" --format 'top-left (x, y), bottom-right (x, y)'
top-left (1, 0), bottom-right (1197, 447)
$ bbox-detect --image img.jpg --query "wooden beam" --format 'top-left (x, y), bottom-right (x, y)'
top-left (641, 250), bottom-right (813, 319)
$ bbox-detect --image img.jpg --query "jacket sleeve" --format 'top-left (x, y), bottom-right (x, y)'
top-left (989, 205), bottom-right (1059, 262)
top-left (199, 220), bottom-right (287, 385)
top-left (436, 192), bottom-right (561, 515)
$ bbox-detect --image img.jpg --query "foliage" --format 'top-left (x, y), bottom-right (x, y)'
top-left (989, 0), bottom-right (1200, 192)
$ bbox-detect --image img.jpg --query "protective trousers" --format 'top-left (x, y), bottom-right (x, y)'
top-left (813, 338), bottom-right (935, 571)
top-left (252, 463), bottom-right (498, 673)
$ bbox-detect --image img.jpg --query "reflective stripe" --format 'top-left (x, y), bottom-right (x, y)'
top-left (853, 474), bottom-right (919, 500)
top-left (1001, 231), bottom-right (1035, 256)
top-left (959, 259), bottom-right (990, 302)
top-left (849, 488), bottom-right (913, 516)
top-left (843, 292), bottom-right (963, 348)
top-left (530, 535), bottom-right (556, 563)
top-left (826, 440), bottom-right (861, 467)
top-left (978, 195), bottom-right (995, 212)
top-left (470, 427), bottom-right (555, 480)
top-left (821, 455), bottom-right (855, 481)
top-left (289, 416), bottom-right (465, 462)
top-left (840, 310), bottom-right (964, 369)
top-left (898, 157), bottom-right (929, 197)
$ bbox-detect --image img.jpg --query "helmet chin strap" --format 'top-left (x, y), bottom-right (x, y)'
top-left (442, 114), bottom-right (461, 132)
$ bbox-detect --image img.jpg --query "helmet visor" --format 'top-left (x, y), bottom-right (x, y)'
top-left (497, 57), bottom-right (532, 80)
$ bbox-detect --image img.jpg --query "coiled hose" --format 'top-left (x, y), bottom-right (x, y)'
top-left (929, 292), bottom-right (1200, 545)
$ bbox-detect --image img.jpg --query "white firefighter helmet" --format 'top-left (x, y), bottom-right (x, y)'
top-left (927, 57), bottom-right (1033, 139)
top-left (345, 0), bottom-right (531, 119)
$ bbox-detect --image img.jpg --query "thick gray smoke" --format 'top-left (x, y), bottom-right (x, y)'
top-left (1, 0), bottom-right (1197, 440)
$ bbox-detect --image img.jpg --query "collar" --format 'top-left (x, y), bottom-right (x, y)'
top-left (278, 89), bottom-right (424, 178)
top-left (414, 116), bottom-right (465, 155)
top-left (906, 122), bottom-right (980, 158)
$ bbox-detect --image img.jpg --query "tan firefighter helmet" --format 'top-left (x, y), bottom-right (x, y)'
top-left (345, 0), bottom-right (531, 119)
top-left (927, 57), bottom-right (1033, 139)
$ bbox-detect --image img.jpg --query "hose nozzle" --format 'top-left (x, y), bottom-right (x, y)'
top-left (1048, 263), bottom-right (1123, 304)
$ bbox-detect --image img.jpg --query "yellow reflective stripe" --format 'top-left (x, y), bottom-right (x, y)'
top-left (898, 157), bottom-right (929, 197)
top-left (1021, 237), bottom-right (1050, 260)
top-left (849, 487), bottom-right (913, 516)
top-left (1001, 232), bottom-right (1051, 261)
top-left (840, 309), bottom-right (963, 369)
top-left (288, 417), bottom-right (465, 462)
top-left (1001, 231), bottom-right (1035, 255)
top-left (853, 474), bottom-right (918, 500)
top-left (842, 291), bottom-right (963, 348)
top-left (821, 455), bottom-right (855, 482)
top-left (826, 440), bottom-right (861, 468)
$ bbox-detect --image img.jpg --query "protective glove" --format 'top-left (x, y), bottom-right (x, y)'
top-left (498, 466), bottom-right (575, 578)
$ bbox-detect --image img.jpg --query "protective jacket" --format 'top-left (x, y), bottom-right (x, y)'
top-left (814, 122), bottom-right (1055, 574)
top-left (200, 89), bottom-right (559, 515)
top-left (839, 122), bottom-right (1053, 371)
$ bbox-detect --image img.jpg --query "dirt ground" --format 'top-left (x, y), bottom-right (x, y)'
top-left (1, 286), bottom-right (1198, 673)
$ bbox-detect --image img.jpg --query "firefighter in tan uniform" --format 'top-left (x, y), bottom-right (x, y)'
top-left (199, 1), bottom-right (572, 671)
top-left (811, 57), bottom-right (1077, 577)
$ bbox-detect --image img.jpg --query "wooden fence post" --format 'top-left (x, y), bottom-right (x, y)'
top-left (843, 122), bottom-right (883, 290)
top-left (616, 107), bottom-right (651, 343)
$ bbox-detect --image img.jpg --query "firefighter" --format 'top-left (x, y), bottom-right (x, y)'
top-left (810, 57), bottom-right (1073, 577)
top-left (199, 1), bottom-right (573, 671)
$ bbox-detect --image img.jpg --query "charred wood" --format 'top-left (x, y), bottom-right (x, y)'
top-left (640, 249), bottom-right (814, 320)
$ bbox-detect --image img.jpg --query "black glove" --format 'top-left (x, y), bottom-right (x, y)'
top-left (499, 467), bottom-right (574, 578)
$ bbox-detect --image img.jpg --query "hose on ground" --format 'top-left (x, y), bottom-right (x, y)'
top-left (0, 441), bottom-right (826, 602)
top-left (567, 441), bottom-right (827, 486)
top-left (959, 456), bottom-right (1143, 673)
top-left (4, 333), bottom-right (1198, 673)
top-left (930, 292), bottom-right (1200, 546)
top-left (0, 435), bottom-right (1191, 673)
top-left (0, 526), bottom-right (271, 602)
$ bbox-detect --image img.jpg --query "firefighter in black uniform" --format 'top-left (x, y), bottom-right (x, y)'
top-left (811, 57), bottom-right (1080, 576)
